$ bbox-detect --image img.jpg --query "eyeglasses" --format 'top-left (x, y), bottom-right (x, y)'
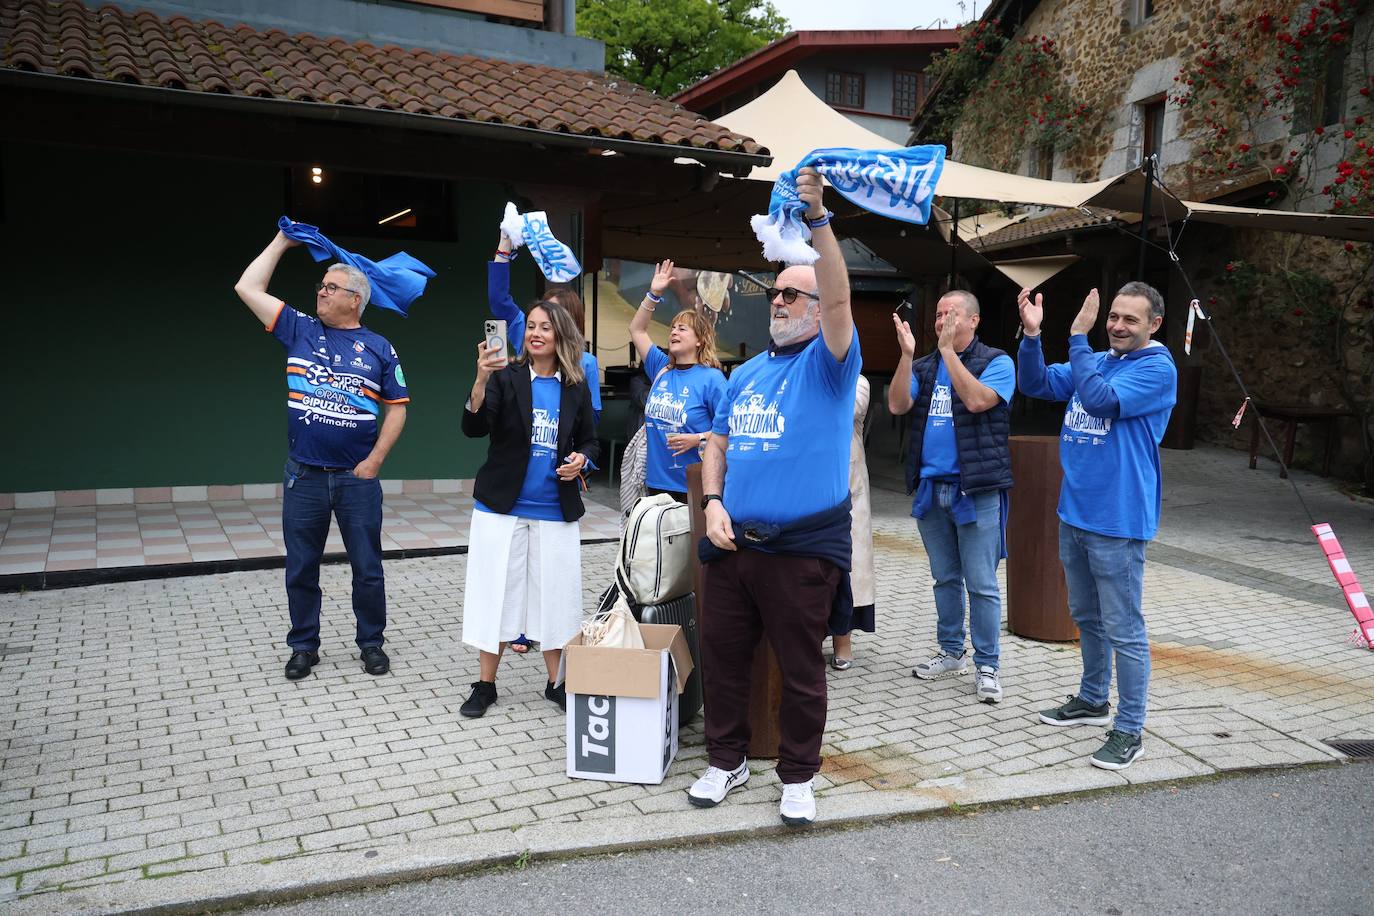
top-left (764, 287), bottom-right (821, 305)
top-left (315, 281), bottom-right (359, 297)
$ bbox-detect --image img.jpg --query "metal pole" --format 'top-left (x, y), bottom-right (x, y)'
top-left (591, 268), bottom-right (599, 358)
top-left (948, 197), bottom-right (960, 290)
top-left (1137, 155), bottom-right (1155, 278)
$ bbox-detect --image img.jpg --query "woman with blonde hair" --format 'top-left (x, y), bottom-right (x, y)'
top-left (628, 260), bottom-right (729, 502)
top-left (458, 298), bottom-right (599, 718)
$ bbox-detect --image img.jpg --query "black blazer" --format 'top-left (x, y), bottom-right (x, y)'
top-left (462, 364), bottom-right (600, 522)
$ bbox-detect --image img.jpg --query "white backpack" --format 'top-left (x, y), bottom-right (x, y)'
top-left (617, 493), bottom-right (694, 606)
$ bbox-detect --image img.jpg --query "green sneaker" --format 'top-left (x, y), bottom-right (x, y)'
top-left (1090, 729), bottom-right (1144, 770)
top-left (1038, 694), bottom-right (1111, 728)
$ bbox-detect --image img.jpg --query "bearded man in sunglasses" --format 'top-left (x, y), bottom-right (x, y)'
top-left (235, 231), bottom-right (410, 682)
top-left (689, 167), bottom-right (861, 826)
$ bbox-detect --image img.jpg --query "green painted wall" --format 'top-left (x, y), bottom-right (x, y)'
top-left (2, 141), bottom-right (534, 492)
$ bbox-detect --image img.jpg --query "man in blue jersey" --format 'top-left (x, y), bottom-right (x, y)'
top-left (1017, 282), bottom-right (1176, 770)
top-left (890, 290), bottom-right (1014, 705)
top-left (688, 168), bottom-right (861, 826)
top-left (235, 231), bottom-right (410, 681)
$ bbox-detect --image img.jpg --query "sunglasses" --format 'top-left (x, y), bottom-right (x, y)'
top-left (764, 286), bottom-right (821, 305)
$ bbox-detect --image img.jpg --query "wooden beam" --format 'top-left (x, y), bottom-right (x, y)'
top-left (402, 0), bottom-right (544, 25)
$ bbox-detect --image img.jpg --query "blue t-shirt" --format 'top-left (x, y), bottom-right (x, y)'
top-left (476, 374), bottom-right (564, 521)
top-left (487, 260), bottom-right (601, 415)
top-left (713, 329), bottom-right (862, 525)
top-left (642, 348), bottom-right (728, 494)
top-left (917, 354), bottom-right (1016, 479)
top-left (1018, 336), bottom-right (1177, 540)
top-left (270, 304), bottom-right (409, 468)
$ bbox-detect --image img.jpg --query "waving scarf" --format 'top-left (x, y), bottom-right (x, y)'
top-left (500, 203), bottom-right (582, 283)
top-left (750, 145), bottom-right (946, 264)
top-left (277, 216), bottom-right (435, 317)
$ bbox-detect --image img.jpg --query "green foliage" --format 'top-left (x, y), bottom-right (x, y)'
top-left (577, 0), bottom-right (789, 96)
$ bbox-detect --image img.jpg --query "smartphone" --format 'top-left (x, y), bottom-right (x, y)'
top-left (484, 319), bottom-right (508, 366)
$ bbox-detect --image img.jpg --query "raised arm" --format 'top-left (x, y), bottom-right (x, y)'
top-left (489, 231), bottom-right (526, 355)
top-left (798, 168), bottom-right (853, 361)
top-left (234, 231), bottom-right (300, 327)
top-left (888, 313), bottom-right (917, 416)
top-left (1016, 287), bottom-right (1075, 401)
top-left (630, 259), bottom-right (674, 363)
top-left (938, 311), bottom-right (1000, 413)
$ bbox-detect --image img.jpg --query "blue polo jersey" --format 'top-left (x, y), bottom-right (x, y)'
top-left (269, 303), bottom-right (409, 468)
top-left (642, 347), bottom-right (728, 493)
top-left (712, 328), bottom-right (861, 524)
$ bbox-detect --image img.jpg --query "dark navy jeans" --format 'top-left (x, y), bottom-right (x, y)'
top-left (283, 457), bottom-right (386, 652)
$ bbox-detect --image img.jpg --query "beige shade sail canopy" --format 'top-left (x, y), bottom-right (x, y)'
top-left (988, 254), bottom-right (1082, 290)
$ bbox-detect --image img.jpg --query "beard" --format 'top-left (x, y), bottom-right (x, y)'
top-left (770, 312), bottom-right (816, 346)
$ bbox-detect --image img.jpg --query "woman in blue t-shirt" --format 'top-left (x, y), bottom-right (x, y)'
top-left (458, 299), bottom-right (598, 720)
top-left (628, 259), bottom-right (728, 502)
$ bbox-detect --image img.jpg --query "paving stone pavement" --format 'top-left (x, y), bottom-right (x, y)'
top-left (1, 446), bottom-right (1371, 912)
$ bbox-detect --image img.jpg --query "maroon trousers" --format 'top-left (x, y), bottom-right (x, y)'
top-left (701, 550), bottom-right (841, 784)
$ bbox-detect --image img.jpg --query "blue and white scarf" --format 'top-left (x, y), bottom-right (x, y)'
top-left (501, 203), bottom-right (582, 283)
top-left (750, 146), bottom-right (946, 264)
top-left (277, 216), bottom-right (435, 317)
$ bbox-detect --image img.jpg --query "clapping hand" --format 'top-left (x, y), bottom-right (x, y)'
top-left (892, 312), bottom-right (916, 358)
top-left (1017, 287), bottom-right (1044, 336)
top-left (1070, 288), bottom-right (1100, 336)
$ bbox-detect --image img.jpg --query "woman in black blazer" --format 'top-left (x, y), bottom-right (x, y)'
top-left (458, 299), bottom-right (598, 719)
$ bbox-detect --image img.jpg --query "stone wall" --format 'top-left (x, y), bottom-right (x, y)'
top-left (943, 0), bottom-right (1373, 484)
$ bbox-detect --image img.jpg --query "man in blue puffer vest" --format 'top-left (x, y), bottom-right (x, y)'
top-left (1017, 282), bottom-right (1177, 771)
top-left (890, 291), bottom-right (1016, 706)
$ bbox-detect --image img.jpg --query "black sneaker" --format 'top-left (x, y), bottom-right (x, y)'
top-left (460, 681), bottom-right (498, 718)
top-left (360, 646), bottom-right (390, 676)
top-left (284, 650), bottom-right (319, 680)
top-left (1091, 729), bottom-right (1144, 770)
top-left (545, 680), bottom-right (567, 711)
top-left (1038, 694), bottom-right (1111, 727)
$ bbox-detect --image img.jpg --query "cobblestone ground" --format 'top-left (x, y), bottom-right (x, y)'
top-left (1, 446), bottom-right (1371, 908)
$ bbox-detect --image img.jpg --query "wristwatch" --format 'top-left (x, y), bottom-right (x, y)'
top-left (700, 493), bottom-right (723, 511)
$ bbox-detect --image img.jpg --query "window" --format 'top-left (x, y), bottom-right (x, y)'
top-left (1141, 97), bottom-right (1166, 167)
top-left (825, 70), bottom-right (865, 109)
top-left (286, 167), bottom-right (456, 242)
top-left (1128, 0), bottom-right (1154, 25)
top-left (1297, 48), bottom-right (1348, 132)
top-left (1032, 142), bottom-right (1055, 180)
top-left (893, 70), bottom-right (926, 119)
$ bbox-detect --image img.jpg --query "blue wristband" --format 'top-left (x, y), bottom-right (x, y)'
top-left (645, 291), bottom-right (663, 304)
top-left (805, 210), bottom-right (833, 228)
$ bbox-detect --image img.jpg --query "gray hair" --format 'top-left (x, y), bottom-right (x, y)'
top-left (1116, 281), bottom-right (1164, 318)
top-left (328, 263), bottom-right (371, 312)
top-left (939, 289), bottom-right (980, 316)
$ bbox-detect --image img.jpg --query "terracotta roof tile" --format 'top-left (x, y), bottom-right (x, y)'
top-left (0, 1), bottom-right (764, 156)
top-left (968, 208), bottom-right (1119, 252)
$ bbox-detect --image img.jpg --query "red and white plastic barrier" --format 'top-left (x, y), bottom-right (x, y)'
top-left (1312, 523), bottom-right (1374, 650)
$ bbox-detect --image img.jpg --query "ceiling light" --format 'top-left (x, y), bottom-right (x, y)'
top-left (378, 207), bottom-right (413, 226)
top-left (311, 166), bottom-right (322, 175)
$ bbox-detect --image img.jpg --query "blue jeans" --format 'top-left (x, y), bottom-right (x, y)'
top-left (283, 458), bottom-right (386, 652)
top-left (1058, 521), bottom-right (1150, 736)
top-left (915, 483), bottom-right (1002, 669)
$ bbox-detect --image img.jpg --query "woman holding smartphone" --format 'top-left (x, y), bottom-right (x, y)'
top-left (459, 299), bottom-right (598, 719)
top-left (628, 260), bottom-right (728, 502)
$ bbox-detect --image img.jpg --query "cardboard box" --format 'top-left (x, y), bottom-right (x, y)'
top-left (561, 624), bottom-right (695, 784)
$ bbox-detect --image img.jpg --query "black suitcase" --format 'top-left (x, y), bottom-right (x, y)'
top-left (596, 584), bottom-right (703, 727)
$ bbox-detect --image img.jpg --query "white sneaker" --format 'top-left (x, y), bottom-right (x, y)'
top-left (687, 759), bottom-right (749, 808)
top-left (912, 650), bottom-right (968, 680)
top-left (975, 665), bottom-right (1003, 704)
top-left (779, 779), bottom-right (816, 825)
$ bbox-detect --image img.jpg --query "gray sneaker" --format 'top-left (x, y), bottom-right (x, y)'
top-left (1038, 694), bottom-right (1111, 727)
top-left (975, 665), bottom-right (1003, 703)
top-left (912, 650), bottom-right (968, 680)
top-left (1090, 729), bottom-right (1144, 770)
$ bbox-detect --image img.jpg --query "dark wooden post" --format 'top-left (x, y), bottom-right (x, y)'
top-left (1006, 436), bottom-right (1078, 641)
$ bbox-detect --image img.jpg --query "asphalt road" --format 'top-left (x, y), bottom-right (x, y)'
top-left (244, 763), bottom-right (1373, 915)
